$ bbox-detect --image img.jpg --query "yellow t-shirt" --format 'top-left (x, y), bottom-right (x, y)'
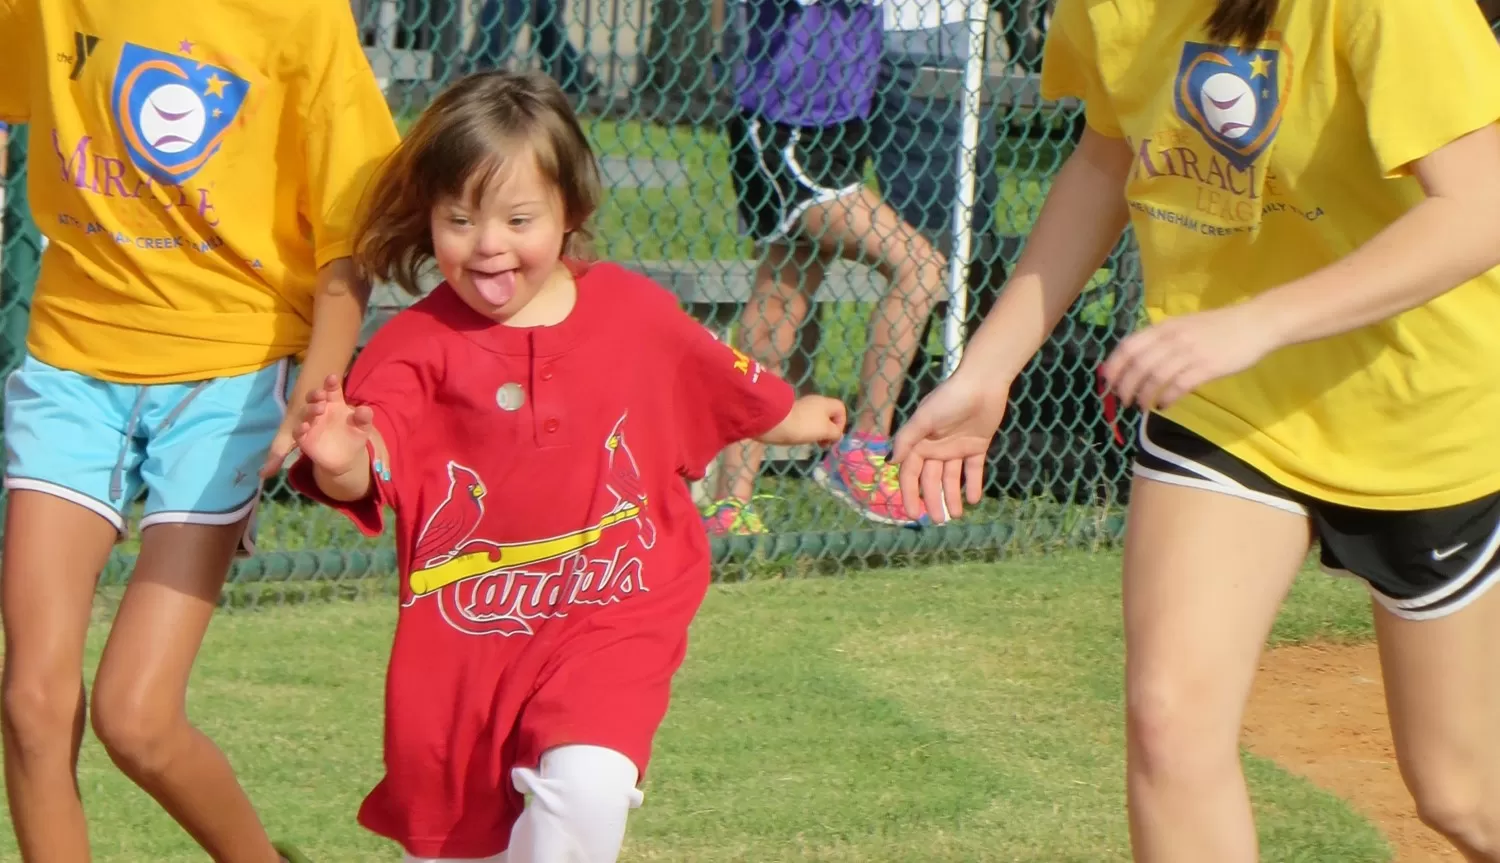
top-left (0, 0), bottom-right (400, 383)
top-left (1041, 0), bottom-right (1500, 510)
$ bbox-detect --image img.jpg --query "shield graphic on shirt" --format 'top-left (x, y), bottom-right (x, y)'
top-left (1173, 41), bottom-right (1286, 173)
top-left (111, 42), bottom-right (251, 184)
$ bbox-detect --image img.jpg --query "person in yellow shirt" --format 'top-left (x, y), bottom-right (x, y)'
top-left (0, 1), bottom-right (398, 860)
top-left (890, 0), bottom-right (1500, 860)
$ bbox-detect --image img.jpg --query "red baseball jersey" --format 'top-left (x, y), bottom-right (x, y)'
top-left (287, 262), bottom-right (795, 858)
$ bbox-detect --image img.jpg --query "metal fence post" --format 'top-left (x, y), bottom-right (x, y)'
top-left (942, 0), bottom-right (992, 378)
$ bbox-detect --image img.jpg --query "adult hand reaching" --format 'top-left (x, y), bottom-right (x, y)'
top-left (889, 370), bottom-right (1009, 525)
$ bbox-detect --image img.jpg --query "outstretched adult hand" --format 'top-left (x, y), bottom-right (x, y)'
top-left (889, 372), bottom-right (1008, 525)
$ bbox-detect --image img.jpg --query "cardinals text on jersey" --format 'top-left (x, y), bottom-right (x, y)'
top-left (404, 413), bottom-right (658, 637)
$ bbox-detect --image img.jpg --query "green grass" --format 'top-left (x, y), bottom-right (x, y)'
top-left (582, 117), bottom-right (1063, 263)
top-left (587, 119), bottom-right (746, 262)
top-left (5, 553), bottom-right (1390, 862)
top-left (390, 115), bottom-right (1070, 263)
top-left (400, 112), bottom-right (1075, 262)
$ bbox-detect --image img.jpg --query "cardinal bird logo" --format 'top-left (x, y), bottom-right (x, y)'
top-left (604, 414), bottom-right (656, 549)
top-left (412, 462), bottom-right (487, 567)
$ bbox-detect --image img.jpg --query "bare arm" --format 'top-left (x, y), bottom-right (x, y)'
top-left (955, 127), bottom-right (1134, 385)
top-left (1246, 124), bottom-right (1500, 347)
top-left (888, 128), bottom-right (1135, 520)
top-left (294, 257), bottom-right (371, 408)
top-left (262, 257), bottom-right (373, 477)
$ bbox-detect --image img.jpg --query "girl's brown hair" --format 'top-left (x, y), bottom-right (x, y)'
top-left (1206, 0), bottom-right (1280, 46)
top-left (354, 70), bottom-right (603, 296)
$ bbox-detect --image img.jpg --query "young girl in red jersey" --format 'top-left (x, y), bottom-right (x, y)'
top-left (287, 70), bottom-right (847, 862)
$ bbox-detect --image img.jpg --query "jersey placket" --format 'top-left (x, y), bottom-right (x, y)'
top-left (529, 332), bottom-right (569, 450)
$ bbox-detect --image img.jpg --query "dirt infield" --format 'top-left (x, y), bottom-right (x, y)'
top-left (1244, 642), bottom-right (1458, 863)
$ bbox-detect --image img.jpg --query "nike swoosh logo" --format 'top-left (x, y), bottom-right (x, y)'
top-left (1432, 543), bottom-right (1468, 562)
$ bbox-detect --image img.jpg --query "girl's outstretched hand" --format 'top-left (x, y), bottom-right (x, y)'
top-left (293, 374), bottom-right (374, 477)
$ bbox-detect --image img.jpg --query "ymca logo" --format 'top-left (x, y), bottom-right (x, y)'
top-left (1173, 40), bottom-right (1287, 172)
top-left (68, 31), bottom-right (101, 80)
top-left (110, 41), bottom-right (250, 185)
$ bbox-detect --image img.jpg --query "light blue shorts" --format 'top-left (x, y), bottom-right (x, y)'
top-left (3, 354), bottom-right (295, 555)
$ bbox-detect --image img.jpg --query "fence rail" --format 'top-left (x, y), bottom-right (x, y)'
top-left (1, 0), bottom-right (1142, 595)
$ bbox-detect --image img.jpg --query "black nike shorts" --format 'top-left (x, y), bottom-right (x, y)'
top-left (1134, 413), bottom-right (1500, 621)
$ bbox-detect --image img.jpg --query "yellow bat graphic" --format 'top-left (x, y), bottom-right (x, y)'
top-left (409, 503), bottom-right (641, 597)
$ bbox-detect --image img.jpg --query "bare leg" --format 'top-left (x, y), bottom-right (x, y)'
top-left (1, 490), bottom-right (117, 861)
top-left (1376, 583), bottom-right (1500, 861)
top-left (800, 186), bottom-right (946, 437)
top-left (89, 520), bottom-right (281, 863)
top-left (1122, 476), bottom-right (1312, 863)
top-left (713, 243), bottom-right (827, 504)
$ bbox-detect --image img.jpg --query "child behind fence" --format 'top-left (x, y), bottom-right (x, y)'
top-left (706, 0), bottom-right (948, 534)
top-left (287, 70), bottom-right (847, 863)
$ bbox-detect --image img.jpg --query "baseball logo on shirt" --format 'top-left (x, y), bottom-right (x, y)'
top-left (111, 40), bottom-right (250, 184)
top-left (139, 84), bottom-right (206, 154)
top-left (602, 413), bottom-right (658, 549)
top-left (403, 414), bottom-right (655, 637)
top-left (411, 462), bottom-right (488, 568)
top-left (1173, 40), bottom-right (1286, 172)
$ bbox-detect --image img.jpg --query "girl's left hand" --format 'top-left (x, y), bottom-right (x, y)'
top-left (1100, 303), bottom-right (1283, 412)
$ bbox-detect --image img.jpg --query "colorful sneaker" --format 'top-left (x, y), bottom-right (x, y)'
top-left (812, 433), bottom-right (926, 527)
top-left (701, 496), bottom-right (770, 536)
top-left (273, 842), bottom-right (312, 863)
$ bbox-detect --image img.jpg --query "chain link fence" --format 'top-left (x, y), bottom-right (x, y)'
top-left (0, 0), bottom-right (1152, 598)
